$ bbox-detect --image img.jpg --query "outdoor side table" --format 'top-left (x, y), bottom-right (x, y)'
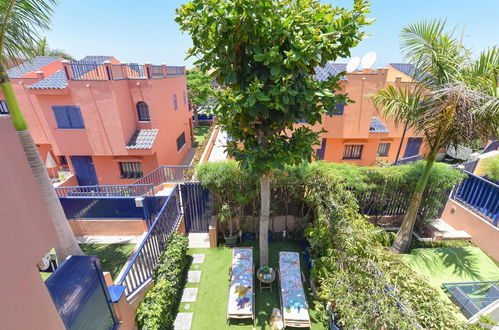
top-left (257, 267), bottom-right (276, 292)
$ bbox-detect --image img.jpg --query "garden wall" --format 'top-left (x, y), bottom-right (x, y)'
top-left (441, 199), bottom-right (499, 261)
top-left (69, 219), bottom-right (147, 237)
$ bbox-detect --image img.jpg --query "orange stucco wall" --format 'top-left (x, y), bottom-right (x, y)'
top-left (441, 199), bottom-right (499, 261)
top-left (0, 61), bottom-right (192, 185)
top-left (0, 116), bottom-right (65, 329)
top-left (309, 67), bottom-right (424, 165)
top-left (69, 219), bottom-right (148, 236)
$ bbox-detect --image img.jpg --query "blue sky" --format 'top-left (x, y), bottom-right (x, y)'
top-left (45, 0), bottom-right (499, 68)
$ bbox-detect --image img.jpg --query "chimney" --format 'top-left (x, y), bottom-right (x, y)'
top-left (362, 68), bottom-right (373, 74)
top-left (35, 71), bottom-right (44, 80)
top-left (61, 60), bottom-right (73, 80)
top-left (395, 75), bottom-right (402, 84)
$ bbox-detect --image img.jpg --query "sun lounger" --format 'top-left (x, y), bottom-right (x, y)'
top-left (278, 251), bottom-right (311, 328)
top-left (227, 247), bottom-right (255, 324)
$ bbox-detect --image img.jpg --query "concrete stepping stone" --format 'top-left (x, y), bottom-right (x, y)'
top-left (174, 312), bottom-right (193, 330)
top-left (192, 253), bottom-right (205, 264)
top-left (187, 271), bottom-right (201, 283)
top-left (181, 288), bottom-right (198, 302)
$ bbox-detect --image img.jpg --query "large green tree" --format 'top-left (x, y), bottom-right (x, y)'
top-left (0, 0), bottom-right (83, 262)
top-left (374, 20), bottom-right (499, 253)
top-left (177, 0), bottom-right (371, 265)
top-left (186, 69), bottom-right (213, 127)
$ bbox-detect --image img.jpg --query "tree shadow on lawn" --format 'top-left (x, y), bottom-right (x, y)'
top-left (409, 247), bottom-right (496, 284)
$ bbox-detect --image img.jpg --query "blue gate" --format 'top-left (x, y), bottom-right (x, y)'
top-left (70, 156), bottom-right (98, 186)
top-left (46, 256), bottom-right (119, 330)
top-left (180, 182), bottom-right (211, 233)
top-left (404, 137), bottom-right (423, 158)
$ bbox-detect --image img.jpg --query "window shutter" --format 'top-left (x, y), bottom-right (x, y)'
top-left (67, 106), bottom-right (85, 128)
top-left (52, 106), bottom-right (71, 128)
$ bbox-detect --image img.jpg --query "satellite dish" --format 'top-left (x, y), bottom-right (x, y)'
top-left (346, 57), bottom-right (360, 72)
top-left (361, 51), bottom-right (377, 69)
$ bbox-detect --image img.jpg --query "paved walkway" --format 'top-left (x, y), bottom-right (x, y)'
top-left (207, 130), bottom-right (228, 162)
top-left (174, 253), bottom-right (206, 330)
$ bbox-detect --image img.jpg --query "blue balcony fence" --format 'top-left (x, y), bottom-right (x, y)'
top-left (117, 185), bottom-right (182, 296)
top-left (166, 66), bottom-right (185, 76)
top-left (55, 184), bottom-right (155, 197)
top-left (452, 171), bottom-right (499, 226)
top-left (46, 256), bottom-right (119, 330)
top-left (59, 195), bottom-right (167, 226)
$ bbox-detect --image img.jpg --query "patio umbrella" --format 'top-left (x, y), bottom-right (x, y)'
top-left (45, 151), bottom-right (57, 178)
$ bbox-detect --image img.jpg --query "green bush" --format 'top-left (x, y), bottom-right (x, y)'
top-left (136, 233), bottom-right (189, 330)
top-left (411, 239), bottom-right (473, 250)
top-left (196, 160), bottom-right (466, 225)
top-left (481, 155), bottom-right (499, 181)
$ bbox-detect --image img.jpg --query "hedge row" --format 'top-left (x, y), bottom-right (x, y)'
top-left (136, 233), bottom-right (189, 330)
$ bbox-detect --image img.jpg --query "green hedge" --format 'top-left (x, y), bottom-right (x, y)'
top-left (197, 160), bottom-right (465, 225)
top-left (136, 233), bottom-right (189, 330)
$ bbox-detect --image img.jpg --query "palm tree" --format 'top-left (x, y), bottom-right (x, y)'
top-left (374, 19), bottom-right (499, 253)
top-left (34, 37), bottom-right (74, 60)
top-left (0, 0), bottom-right (83, 262)
top-left (373, 84), bottom-right (425, 164)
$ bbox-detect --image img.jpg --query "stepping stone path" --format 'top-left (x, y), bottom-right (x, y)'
top-left (176, 253), bottom-right (205, 330)
top-left (174, 312), bottom-right (193, 330)
top-left (187, 271), bottom-right (201, 283)
top-left (192, 253), bottom-right (205, 264)
top-left (181, 288), bottom-right (198, 302)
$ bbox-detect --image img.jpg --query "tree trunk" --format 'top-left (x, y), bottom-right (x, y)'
top-left (259, 173), bottom-right (270, 266)
top-left (1, 80), bottom-right (83, 263)
top-left (193, 106), bottom-right (199, 127)
top-left (395, 122), bottom-right (408, 164)
top-left (391, 152), bottom-right (437, 253)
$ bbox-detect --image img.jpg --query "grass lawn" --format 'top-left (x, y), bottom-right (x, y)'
top-left (403, 247), bottom-right (499, 288)
top-left (179, 240), bottom-right (326, 330)
top-left (80, 244), bottom-right (136, 280)
top-left (193, 125), bottom-right (210, 147)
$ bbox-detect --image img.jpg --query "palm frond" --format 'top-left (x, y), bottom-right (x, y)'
top-left (460, 47), bottom-right (499, 96)
top-left (400, 19), bottom-right (466, 87)
top-left (372, 84), bottom-right (426, 128)
top-left (0, 0), bottom-right (57, 69)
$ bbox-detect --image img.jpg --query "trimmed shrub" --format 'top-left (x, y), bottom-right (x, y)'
top-left (481, 155), bottom-right (499, 182)
top-left (136, 233), bottom-right (189, 330)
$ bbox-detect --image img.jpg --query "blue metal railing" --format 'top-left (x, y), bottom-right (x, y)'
top-left (150, 65), bottom-right (166, 79)
top-left (132, 165), bottom-right (193, 187)
top-left (110, 63), bottom-right (147, 80)
top-left (452, 171), bottom-right (499, 226)
top-left (55, 184), bottom-right (155, 197)
top-left (117, 185), bottom-right (182, 296)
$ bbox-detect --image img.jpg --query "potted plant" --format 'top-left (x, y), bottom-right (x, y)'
top-left (219, 203), bottom-right (238, 246)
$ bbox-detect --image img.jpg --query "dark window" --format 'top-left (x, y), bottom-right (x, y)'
top-left (0, 100), bottom-right (9, 114)
top-left (176, 132), bottom-right (186, 151)
top-left (377, 143), bottom-right (391, 157)
top-left (119, 162), bottom-right (143, 179)
top-left (59, 156), bottom-right (68, 165)
top-left (136, 102), bottom-right (150, 121)
top-left (173, 94), bottom-right (178, 110)
top-left (343, 145), bottom-right (363, 160)
top-left (327, 103), bottom-right (344, 116)
top-left (183, 91), bottom-right (187, 105)
top-left (52, 106), bottom-right (85, 129)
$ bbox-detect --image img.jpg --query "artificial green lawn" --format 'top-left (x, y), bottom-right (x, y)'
top-left (193, 126), bottom-right (210, 147)
top-left (41, 244), bottom-right (136, 281)
top-left (80, 244), bottom-right (136, 280)
top-left (179, 240), bottom-right (326, 330)
top-left (403, 246), bottom-right (499, 288)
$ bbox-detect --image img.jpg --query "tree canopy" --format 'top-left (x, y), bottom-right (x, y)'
top-left (186, 69), bottom-right (213, 109)
top-left (176, 0), bottom-right (371, 174)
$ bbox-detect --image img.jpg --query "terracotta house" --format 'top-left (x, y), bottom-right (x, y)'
top-left (1, 56), bottom-right (193, 185)
top-left (311, 62), bottom-right (425, 166)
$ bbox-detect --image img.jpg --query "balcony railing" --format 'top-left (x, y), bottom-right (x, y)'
top-left (66, 62), bottom-right (185, 81)
top-left (451, 171), bottom-right (499, 226)
top-left (117, 185), bottom-right (182, 296)
top-left (132, 165), bottom-right (194, 187)
top-left (55, 184), bottom-right (155, 197)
